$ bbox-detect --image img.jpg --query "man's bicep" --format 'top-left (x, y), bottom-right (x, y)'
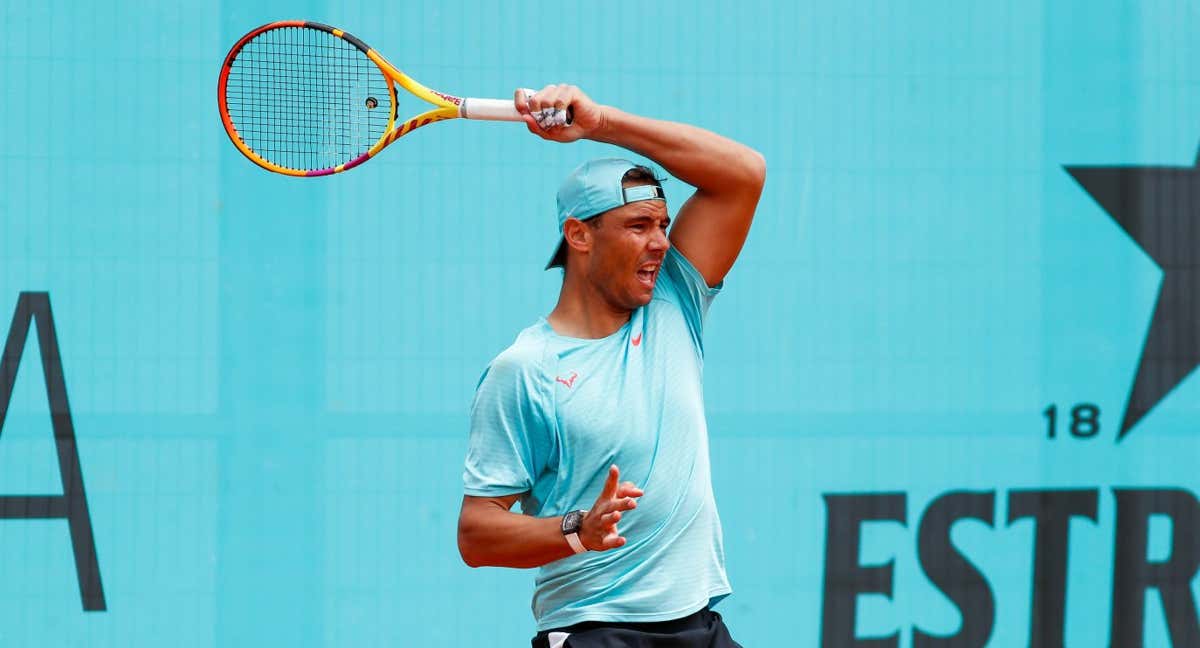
top-left (459, 493), bottom-right (524, 530)
top-left (458, 493), bottom-right (526, 566)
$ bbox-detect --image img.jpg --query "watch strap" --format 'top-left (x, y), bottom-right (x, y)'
top-left (565, 531), bottom-right (586, 554)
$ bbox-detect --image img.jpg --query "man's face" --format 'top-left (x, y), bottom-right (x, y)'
top-left (582, 195), bottom-right (671, 310)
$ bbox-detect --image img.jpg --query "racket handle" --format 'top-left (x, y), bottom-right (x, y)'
top-left (461, 96), bottom-right (573, 127)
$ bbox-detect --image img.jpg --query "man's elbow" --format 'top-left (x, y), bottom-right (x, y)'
top-left (744, 149), bottom-right (766, 191)
top-left (457, 519), bottom-right (485, 568)
top-left (730, 147), bottom-right (766, 194)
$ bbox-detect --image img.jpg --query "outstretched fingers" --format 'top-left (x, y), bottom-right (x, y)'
top-left (617, 481), bottom-right (644, 498)
top-left (580, 466), bottom-right (646, 552)
top-left (599, 464), bottom-right (621, 500)
top-left (601, 533), bottom-right (627, 550)
top-left (600, 510), bottom-right (622, 525)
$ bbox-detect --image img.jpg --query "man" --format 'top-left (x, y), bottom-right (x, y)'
top-left (458, 84), bottom-right (765, 648)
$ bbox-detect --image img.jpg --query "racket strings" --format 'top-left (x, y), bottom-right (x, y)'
top-left (224, 26), bottom-right (393, 172)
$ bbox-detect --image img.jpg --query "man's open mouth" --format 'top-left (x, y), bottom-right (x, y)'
top-left (636, 263), bottom-right (660, 287)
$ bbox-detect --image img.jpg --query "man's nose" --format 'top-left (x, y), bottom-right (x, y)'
top-left (649, 228), bottom-right (669, 250)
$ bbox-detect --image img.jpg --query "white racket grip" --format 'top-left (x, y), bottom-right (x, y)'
top-left (460, 89), bottom-right (572, 127)
top-left (460, 98), bottom-right (524, 122)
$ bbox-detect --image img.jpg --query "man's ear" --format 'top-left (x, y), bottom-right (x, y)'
top-left (562, 217), bottom-right (593, 255)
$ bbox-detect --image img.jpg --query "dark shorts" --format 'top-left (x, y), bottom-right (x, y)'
top-left (530, 608), bottom-right (743, 648)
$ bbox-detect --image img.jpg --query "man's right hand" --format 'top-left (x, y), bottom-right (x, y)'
top-left (580, 465), bottom-right (644, 551)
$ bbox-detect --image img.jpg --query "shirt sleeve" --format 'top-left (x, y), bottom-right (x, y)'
top-left (462, 352), bottom-right (554, 499)
top-left (657, 246), bottom-right (724, 348)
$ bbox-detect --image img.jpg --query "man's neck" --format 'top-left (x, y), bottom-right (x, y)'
top-left (546, 271), bottom-right (632, 339)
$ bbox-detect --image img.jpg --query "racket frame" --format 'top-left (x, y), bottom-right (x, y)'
top-left (218, 21), bottom-right (480, 177)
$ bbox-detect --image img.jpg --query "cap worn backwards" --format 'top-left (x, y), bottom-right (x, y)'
top-left (546, 158), bottom-right (666, 270)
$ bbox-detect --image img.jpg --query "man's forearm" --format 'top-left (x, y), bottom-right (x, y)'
top-left (458, 506), bottom-right (574, 569)
top-left (591, 107), bottom-right (765, 195)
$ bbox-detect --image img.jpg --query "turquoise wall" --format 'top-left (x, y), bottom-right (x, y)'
top-left (2, 1), bottom-right (1199, 646)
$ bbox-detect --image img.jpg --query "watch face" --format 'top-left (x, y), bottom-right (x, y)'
top-left (562, 510), bottom-right (584, 534)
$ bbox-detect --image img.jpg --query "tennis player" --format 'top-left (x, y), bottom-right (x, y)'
top-left (458, 84), bottom-right (765, 648)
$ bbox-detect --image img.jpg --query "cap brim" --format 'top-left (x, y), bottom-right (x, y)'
top-left (545, 238), bottom-right (567, 270)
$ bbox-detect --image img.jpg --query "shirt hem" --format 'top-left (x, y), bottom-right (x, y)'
top-left (534, 586), bottom-right (733, 632)
top-left (463, 487), bottom-right (528, 498)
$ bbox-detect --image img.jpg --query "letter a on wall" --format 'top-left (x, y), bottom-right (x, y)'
top-left (0, 292), bottom-right (105, 611)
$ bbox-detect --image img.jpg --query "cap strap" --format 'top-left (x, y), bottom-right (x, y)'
top-left (622, 185), bottom-right (665, 204)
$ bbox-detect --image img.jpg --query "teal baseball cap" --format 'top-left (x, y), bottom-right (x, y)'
top-left (546, 158), bottom-right (666, 270)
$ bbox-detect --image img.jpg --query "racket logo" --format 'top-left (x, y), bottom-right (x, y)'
top-left (430, 90), bottom-right (463, 106)
top-left (555, 372), bottom-right (579, 389)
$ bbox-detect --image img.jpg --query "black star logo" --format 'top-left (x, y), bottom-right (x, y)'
top-left (1066, 148), bottom-right (1200, 442)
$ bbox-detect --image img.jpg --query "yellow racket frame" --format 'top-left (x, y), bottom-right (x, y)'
top-left (219, 21), bottom-right (469, 177)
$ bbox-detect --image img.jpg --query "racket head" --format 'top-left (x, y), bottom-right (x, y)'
top-left (218, 22), bottom-right (453, 176)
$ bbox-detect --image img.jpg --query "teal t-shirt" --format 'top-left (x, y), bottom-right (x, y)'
top-left (462, 247), bottom-right (731, 630)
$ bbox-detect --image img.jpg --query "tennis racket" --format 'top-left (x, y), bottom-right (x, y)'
top-left (217, 21), bottom-right (570, 177)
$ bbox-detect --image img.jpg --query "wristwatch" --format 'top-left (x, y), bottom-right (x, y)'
top-left (561, 509), bottom-right (589, 554)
